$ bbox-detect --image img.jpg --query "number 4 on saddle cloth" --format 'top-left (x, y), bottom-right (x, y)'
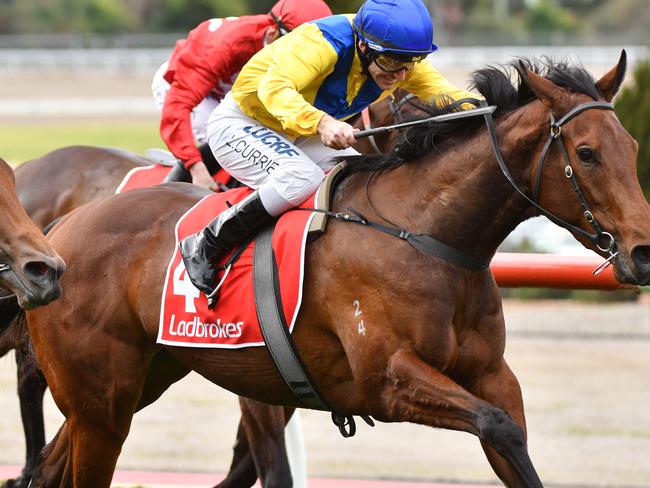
top-left (157, 164), bottom-right (344, 350)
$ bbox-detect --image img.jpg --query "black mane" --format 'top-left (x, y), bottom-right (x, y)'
top-left (348, 57), bottom-right (599, 173)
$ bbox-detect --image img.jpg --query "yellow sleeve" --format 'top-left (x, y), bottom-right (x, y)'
top-left (403, 59), bottom-right (481, 109)
top-left (257, 24), bottom-right (338, 136)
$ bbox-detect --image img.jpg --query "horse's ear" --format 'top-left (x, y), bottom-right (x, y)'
top-left (519, 66), bottom-right (560, 110)
top-left (596, 49), bottom-right (627, 102)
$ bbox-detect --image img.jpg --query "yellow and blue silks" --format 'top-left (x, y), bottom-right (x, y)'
top-left (232, 14), bottom-right (477, 138)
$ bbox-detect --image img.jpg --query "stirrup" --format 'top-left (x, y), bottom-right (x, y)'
top-left (206, 263), bottom-right (232, 309)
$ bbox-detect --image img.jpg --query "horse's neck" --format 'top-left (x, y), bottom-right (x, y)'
top-left (374, 102), bottom-right (548, 261)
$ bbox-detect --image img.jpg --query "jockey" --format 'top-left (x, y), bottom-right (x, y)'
top-left (180, 0), bottom-right (480, 298)
top-left (151, 0), bottom-right (332, 190)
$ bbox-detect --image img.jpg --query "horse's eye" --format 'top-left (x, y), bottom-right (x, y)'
top-left (577, 147), bottom-right (596, 164)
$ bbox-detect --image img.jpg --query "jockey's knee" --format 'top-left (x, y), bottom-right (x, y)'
top-left (260, 164), bottom-right (325, 215)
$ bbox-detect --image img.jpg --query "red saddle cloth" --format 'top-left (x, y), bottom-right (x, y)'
top-left (157, 187), bottom-right (316, 348)
top-left (115, 164), bottom-right (231, 193)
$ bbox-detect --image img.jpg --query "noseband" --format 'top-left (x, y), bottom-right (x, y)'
top-left (482, 100), bottom-right (618, 272)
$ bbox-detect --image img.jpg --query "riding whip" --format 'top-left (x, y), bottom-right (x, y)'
top-left (354, 105), bottom-right (497, 139)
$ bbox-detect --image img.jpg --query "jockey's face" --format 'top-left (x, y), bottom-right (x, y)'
top-left (359, 42), bottom-right (408, 90)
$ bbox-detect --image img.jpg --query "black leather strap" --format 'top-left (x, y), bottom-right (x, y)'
top-left (253, 225), bottom-right (331, 411)
top-left (253, 225), bottom-right (372, 437)
top-left (299, 207), bottom-right (491, 272)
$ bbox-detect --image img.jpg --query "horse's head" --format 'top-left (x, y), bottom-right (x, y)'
top-left (521, 51), bottom-right (650, 285)
top-left (0, 158), bottom-right (65, 308)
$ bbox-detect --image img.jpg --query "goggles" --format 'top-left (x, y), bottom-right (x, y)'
top-left (371, 51), bottom-right (426, 73)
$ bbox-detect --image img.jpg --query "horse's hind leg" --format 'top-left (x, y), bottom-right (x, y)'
top-left (380, 349), bottom-right (542, 488)
top-left (218, 399), bottom-right (293, 488)
top-left (216, 419), bottom-right (258, 488)
top-left (30, 422), bottom-right (70, 487)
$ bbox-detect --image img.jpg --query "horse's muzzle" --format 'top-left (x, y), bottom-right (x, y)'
top-left (629, 244), bottom-right (650, 285)
top-left (0, 254), bottom-right (66, 309)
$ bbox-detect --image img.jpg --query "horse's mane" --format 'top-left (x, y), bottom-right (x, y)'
top-left (348, 57), bottom-right (599, 173)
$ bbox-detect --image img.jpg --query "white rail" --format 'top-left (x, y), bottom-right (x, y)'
top-left (0, 46), bottom-right (646, 74)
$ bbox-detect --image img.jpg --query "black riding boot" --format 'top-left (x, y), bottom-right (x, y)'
top-left (198, 143), bottom-right (222, 175)
top-left (179, 190), bottom-right (273, 298)
top-left (163, 159), bottom-right (191, 183)
top-left (163, 143), bottom-right (219, 184)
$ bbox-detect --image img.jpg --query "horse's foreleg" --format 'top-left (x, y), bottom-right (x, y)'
top-left (471, 359), bottom-right (531, 487)
top-left (382, 349), bottom-right (542, 488)
top-left (13, 346), bottom-right (48, 488)
top-left (30, 334), bottom-right (149, 488)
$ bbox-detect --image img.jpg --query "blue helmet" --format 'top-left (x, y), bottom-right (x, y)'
top-left (353, 0), bottom-right (438, 60)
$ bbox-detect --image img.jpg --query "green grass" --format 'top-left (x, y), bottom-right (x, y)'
top-left (1, 121), bottom-right (164, 166)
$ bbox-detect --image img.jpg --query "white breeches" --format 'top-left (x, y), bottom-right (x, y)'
top-left (206, 92), bottom-right (359, 216)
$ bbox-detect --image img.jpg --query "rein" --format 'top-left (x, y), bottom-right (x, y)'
top-left (481, 100), bottom-right (619, 273)
top-left (0, 264), bottom-right (16, 301)
top-left (346, 97), bottom-right (619, 274)
top-left (358, 93), bottom-right (421, 154)
top-left (388, 92), bottom-right (420, 124)
top-left (359, 109), bottom-right (382, 154)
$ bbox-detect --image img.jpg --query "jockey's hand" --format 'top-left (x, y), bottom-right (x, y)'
top-left (317, 114), bottom-right (358, 150)
top-left (189, 161), bottom-right (218, 192)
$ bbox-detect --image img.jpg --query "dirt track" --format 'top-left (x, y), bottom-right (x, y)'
top-left (2, 300), bottom-right (650, 488)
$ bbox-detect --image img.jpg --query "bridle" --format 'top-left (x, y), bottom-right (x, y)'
top-left (388, 92), bottom-right (419, 124)
top-left (481, 99), bottom-right (619, 273)
top-left (355, 97), bottom-right (619, 274)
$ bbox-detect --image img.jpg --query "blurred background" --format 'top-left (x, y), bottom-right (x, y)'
top-left (1, 1), bottom-right (650, 487)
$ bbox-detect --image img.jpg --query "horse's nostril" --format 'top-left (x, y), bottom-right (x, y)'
top-left (25, 261), bottom-right (52, 276)
top-left (631, 245), bottom-right (650, 269)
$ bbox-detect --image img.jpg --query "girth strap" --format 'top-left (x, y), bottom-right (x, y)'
top-left (253, 224), bottom-right (371, 437)
top-left (253, 225), bottom-right (330, 410)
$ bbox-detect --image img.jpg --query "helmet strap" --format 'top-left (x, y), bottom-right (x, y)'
top-left (356, 40), bottom-right (374, 77)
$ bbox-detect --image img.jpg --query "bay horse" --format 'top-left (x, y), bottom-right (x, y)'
top-left (0, 158), bottom-right (64, 311)
top-left (0, 93), bottom-right (421, 488)
top-left (21, 52), bottom-right (648, 488)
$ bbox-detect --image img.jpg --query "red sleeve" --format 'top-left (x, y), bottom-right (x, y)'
top-left (160, 17), bottom-right (268, 169)
top-left (160, 60), bottom-right (220, 168)
top-left (160, 24), bottom-right (233, 168)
